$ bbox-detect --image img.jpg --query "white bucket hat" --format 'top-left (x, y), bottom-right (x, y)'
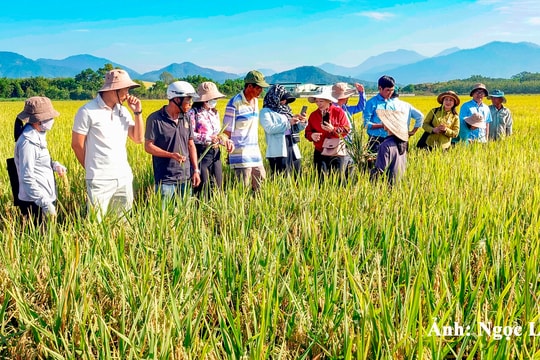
top-left (376, 109), bottom-right (409, 142)
top-left (308, 88), bottom-right (337, 103)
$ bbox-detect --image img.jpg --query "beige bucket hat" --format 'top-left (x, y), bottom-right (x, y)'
top-left (308, 88), bottom-right (338, 103)
top-left (437, 90), bottom-right (460, 106)
top-left (99, 69), bottom-right (140, 92)
top-left (196, 81), bottom-right (226, 102)
top-left (464, 113), bottom-right (486, 129)
top-left (469, 83), bottom-right (488, 97)
top-left (17, 96), bottom-right (60, 123)
top-left (376, 109), bottom-right (409, 142)
top-left (331, 82), bottom-right (356, 100)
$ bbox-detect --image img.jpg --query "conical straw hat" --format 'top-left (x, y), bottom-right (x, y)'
top-left (376, 109), bottom-right (409, 141)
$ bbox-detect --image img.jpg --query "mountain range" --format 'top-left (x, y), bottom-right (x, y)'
top-left (0, 41), bottom-right (539, 85)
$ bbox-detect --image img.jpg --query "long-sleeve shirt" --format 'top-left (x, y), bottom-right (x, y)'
top-left (363, 95), bottom-right (423, 137)
top-left (305, 105), bottom-right (349, 152)
top-left (337, 91), bottom-right (367, 115)
top-left (363, 94), bottom-right (396, 137)
top-left (188, 107), bottom-right (222, 145)
top-left (14, 125), bottom-right (56, 214)
top-left (457, 99), bottom-right (493, 143)
top-left (488, 105), bottom-right (513, 140)
top-left (422, 107), bottom-right (459, 149)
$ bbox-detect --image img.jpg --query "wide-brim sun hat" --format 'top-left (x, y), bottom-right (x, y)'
top-left (437, 90), bottom-right (460, 106)
top-left (308, 88), bottom-right (337, 103)
top-left (17, 96), bottom-right (60, 123)
top-left (464, 113), bottom-right (486, 129)
top-left (99, 69), bottom-right (140, 92)
top-left (331, 82), bottom-right (356, 100)
top-left (197, 81), bottom-right (226, 102)
top-left (487, 89), bottom-right (507, 103)
top-left (376, 109), bottom-right (409, 142)
top-left (469, 83), bottom-right (488, 97)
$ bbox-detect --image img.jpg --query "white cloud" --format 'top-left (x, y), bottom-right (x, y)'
top-left (186, 38), bottom-right (192, 43)
top-left (356, 11), bottom-right (394, 21)
top-left (73, 29), bottom-right (90, 32)
top-left (527, 17), bottom-right (540, 25)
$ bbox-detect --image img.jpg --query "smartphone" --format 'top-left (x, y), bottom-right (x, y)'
top-left (322, 112), bottom-right (330, 125)
top-left (300, 105), bottom-right (308, 116)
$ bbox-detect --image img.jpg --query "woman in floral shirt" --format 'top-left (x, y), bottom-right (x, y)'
top-left (188, 82), bottom-right (234, 198)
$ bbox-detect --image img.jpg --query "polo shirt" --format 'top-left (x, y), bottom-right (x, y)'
top-left (145, 106), bottom-right (194, 184)
top-left (73, 94), bottom-right (134, 180)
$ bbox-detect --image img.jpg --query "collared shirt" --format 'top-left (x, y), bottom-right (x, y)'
top-left (223, 92), bottom-right (263, 168)
top-left (363, 94), bottom-right (396, 137)
top-left (488, 105), bottom-right (513, 140)
top-left (145, 106), bottom-right (194, 184)
top-left (73, 94), bottom-right (134, 180)
top-left (188, 107), bottom-right (222, 145)
top-left (15, 125), bottom-right (56, 212)
top-left (394, 98), bottom-right (424, 129)
top-left (457, 99), bottom-right (493, 143)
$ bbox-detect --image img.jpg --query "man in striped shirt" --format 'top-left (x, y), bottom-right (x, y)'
top-left (223, 70), bottom-right (269, 191)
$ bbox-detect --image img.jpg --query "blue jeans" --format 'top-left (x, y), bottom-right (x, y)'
top-left (155, 182), bottom-right (189, 208)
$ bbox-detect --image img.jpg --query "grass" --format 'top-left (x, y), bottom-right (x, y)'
top-left (1, 95), bottom-right (540, 358)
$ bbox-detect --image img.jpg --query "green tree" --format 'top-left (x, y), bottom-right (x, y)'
top-left (159, 71), bottom-right (175, 85)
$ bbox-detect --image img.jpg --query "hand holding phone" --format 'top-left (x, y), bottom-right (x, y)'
top-left (300, 105), bottom-right (308, 116)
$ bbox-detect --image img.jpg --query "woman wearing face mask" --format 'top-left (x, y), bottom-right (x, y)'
top-left (14, 96), bottom-right (66, 223)
top-left (188, 81), bottom-right (234, 198)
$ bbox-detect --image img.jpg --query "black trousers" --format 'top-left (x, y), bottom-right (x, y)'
top-left (267, 135), bottom-right (301, 177)
top-left (194, 144), bottom-right (223, 198)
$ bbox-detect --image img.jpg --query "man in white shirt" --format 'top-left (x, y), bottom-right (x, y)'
top-left (71, 69), bottom-right (144, 221)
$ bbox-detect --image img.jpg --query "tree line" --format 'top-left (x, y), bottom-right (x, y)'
top-left (402, 72), bottom-right (540, 95)
top-left (1, 63), bottom-right (540, 100)
top-left (0, 64), bottom-right (245, 101)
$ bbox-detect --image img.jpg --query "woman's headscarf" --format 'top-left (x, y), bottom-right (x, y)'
top-left (263, 84), bottom-right (293, 118)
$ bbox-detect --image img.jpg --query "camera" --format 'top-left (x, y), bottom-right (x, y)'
top-left (291, 123), bottom-right (301, 144)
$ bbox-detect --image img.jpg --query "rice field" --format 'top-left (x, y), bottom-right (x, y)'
top-left (1, 94), bottom-right (540, 359)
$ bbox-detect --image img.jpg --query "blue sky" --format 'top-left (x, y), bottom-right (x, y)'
top-left (1, 0), bottom-right (539, 75)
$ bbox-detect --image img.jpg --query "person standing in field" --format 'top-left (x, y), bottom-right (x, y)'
top-left (71, 69), bottom-right (144, 221)
top-left (419, 91), bottom-right (460, 150)
top-left (144, 81), bottom-right (201, 203)
top-left (223, 70), bottom-right (269, 191)
top-left (388, 87), bottom-right (424, 138)
top-left (487, 89), bottom-right (513, 140)
top-left (260, 84), bottom-right (307, 176)
top-left (304, 88), bottom-right (350, 178)
top-left (188, 81), bottom-right (234, 198)
top-left (363, 75), bottom-right (398, 155)
top-left (370, 109), bottom-right (409, 186)
top-left (456, 83), bottom-right (492, 143)
top-left (15, 96), bottom-right (67, 223)
top-left (331, 82), bottom-right (366, 117)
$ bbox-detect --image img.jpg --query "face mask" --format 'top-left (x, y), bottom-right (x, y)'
top-left (207, 99), bottom-right (217, 108)
top-left (39, 119), bottom-right (54, 132)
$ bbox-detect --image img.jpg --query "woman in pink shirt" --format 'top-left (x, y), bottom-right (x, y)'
top-left (188, 82), bottom-right (234, 198)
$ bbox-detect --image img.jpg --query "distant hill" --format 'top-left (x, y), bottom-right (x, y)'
top-left (434, 47), bottom-right (460, 57)
top-left (362, 41), bottom-right (540, 84)
top-left (36, 54), bottom-right (141, 79)
top-left (320, 49), bottom-right (427, 77)
top-left (140, 62), bottom-right (240, 82)
top-left (1, 41), bottom-right (540, 85)
top-left (0, 52), bottom-right (67, 78)
top-left (265, 66), bottom-right (376, 87)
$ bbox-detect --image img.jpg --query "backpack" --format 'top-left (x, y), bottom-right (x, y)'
top-left (7, 117), bottom-right (27, 207)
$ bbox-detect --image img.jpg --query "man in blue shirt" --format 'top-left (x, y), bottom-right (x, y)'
top-left (456, 83), bottom-right (492, 143)
top-left (363, 75), bottom-right (397, 154)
